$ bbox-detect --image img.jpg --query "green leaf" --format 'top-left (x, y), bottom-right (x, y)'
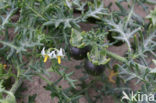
top-left (0, 84), bottom-right (16, 103)
top-left (83, 0), bottom-right (108, 20)
top-left (87, 46), bottom-right (110, 65)
top-left (106, 19), bottom-right (141, 51)
top-left (65, 0), bottom-right (72, 9)
top-left (146, 7), bottom-right (156, 26)
top-left (70, 29), bottom-right (86, 48)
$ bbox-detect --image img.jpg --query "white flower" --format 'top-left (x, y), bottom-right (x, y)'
top-left (41, 47), bottom-right (54, 62)
top-left (41, 47), bottom-right (46, 56)
top-left (50, 51), bottom-right (56, 59)
top-left (56, 48), bottom-right (65, 64)
top-left (41, 47), bottom-right (65, 64)
top-left (57, 48), bottom-right (65, 57)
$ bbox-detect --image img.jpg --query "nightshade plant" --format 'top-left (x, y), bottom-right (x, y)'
top-left (0, 0), bottom-right (156, 103)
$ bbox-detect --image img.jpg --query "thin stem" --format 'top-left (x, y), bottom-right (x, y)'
top-left (1, 8), bottom-right (17, 29)
top-left (38, 74), bottom-right (52, 85)
top-left (105, 50), bottom-right (127, 63)
top-left (105, 49), bottom-right (151, 70)
top-left (125, 2), bottom-right (135, 28)
top-left (26, 3), bottom-right (47, 21)
top-left (73, 80), bottom-right (96, 96)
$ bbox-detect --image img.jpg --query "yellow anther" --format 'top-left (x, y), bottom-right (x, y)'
top-left (57, 56), bottom-right (61, 64)
top-left (44, 55), bottom-right (49, 63)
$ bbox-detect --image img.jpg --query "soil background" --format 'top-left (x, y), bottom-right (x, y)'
top-left (15, 0), bottom-right (155, 103)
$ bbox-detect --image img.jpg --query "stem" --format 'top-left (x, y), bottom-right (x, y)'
top-left (26, 3), bottom-right (47, 21)
top-left (73, 80), bottom-right (96, 96)
top-left (9, 79), bottom-right (22, 94)
top-left (105, 49), bottom-right (151, 70)
top-left (38, 74), bottom-right (52, 85)
top-left (6, 68), bottom-right (31, 99)
top-left (125, 2), bottom-right (135, 28)
top-left (105, 50), bottom-right (127, 63)
top-left (1, 8), bottom-right (18, 29)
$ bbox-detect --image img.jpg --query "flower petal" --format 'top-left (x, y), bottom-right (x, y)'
top-left (57, 48), bottom-right (65, 57)
top-left (52, 51), bottom-right (57, 58)
top-left (49, 51), bottom-right (55, 58)
top-left (41, 47), bottom-right (46, 56)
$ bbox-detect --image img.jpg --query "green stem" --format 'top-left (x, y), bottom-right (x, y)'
top-left (125, 2), bottom-right (135, 28)
top-left (105, 50), bottom-right (127, 63)
top-left (105, 49), bottom-right (151, 70)
top-left (7, 78), bottom-right (22, 96)
top-left (1, 8), bottom-right (18, 29)
top-left (73, 80), bottom-right (96, 96)
top-left (38, 74), bottom-right (52, 85)
top-left (26, 3), bottom-right (47, 21)
top-left (6, 68), bottom-right (31, 99)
